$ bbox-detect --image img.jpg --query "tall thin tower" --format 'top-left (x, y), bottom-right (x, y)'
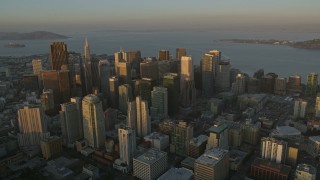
top-left (136, 96), bottom-right (151, 137)
top-left (180, 56), bottom-right (196, 106)
top-left (84, 38), bottom-right (93, 94)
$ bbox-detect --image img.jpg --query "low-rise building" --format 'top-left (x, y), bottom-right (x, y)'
top-left (133, 148), bottom-right (167, 180)
top-left (295, 164), bottom-right (317, 180)
top-left (189, 135), bottom-right (208, 158)
top-left (40, 136), bottom-right (62, 160)
top-left (144, 132), bottom-right (169, 150)
top-left (194, 148), bottom-right (229, 180)
top-left (83, 164), bottom-right (99, 180)
top-left (207, 122), bottom-right (228, 150)
top-left (157, 167), bottom-right (193, 180)
top-left (250, 158), bottom-right (291, 180)
top-left (229, 149), bottom-right (248, 171)
top-left (307, 136), bottom-right (320, 157)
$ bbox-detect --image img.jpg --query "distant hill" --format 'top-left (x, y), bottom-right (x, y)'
top-left (0, 31), bottom-right (69, 40)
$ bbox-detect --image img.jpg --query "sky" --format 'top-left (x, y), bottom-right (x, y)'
top-left (1, 0), bottom-right (320, 32)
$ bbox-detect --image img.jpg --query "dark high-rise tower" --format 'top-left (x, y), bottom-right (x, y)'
top-left (50, 42), bottom-right (68, 70)
top-left (162, 73), bottom-right (179, 116)
top-left (158, 50), bottom-right (170, 61)
top-left (176, 48), bottom-right (186, 60)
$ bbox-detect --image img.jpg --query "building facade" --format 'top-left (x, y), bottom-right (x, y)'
top-left (82, 94), bottom-right (106, 149)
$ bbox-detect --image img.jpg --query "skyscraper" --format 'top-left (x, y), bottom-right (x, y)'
top-left (60, 102), bottom-right (83, 147)
top-left (84, 38), bottom-right (93, 94)
top-left (216, 60), bottom-right (231, 92)
top-left (140, 60), bottom-right (159, 81)
top-left (109, 76), bottom-right (119, 109)
top-left (180, 56), bottom-right (194, 86)
top-left (118, 127), bottom-right (136, 169)
top-left (40, 89), bottom-right (54, 111)
top-left (50, 42), bottom-right (68, 70)
top-left (231, 73), bottom-right (246, 95)
top-left (17, 105), bottom-right (50, 148)
top-left (82, 94), bottom-right (106, 149)
top-left (162, 73), bottom-right (179, 116)
top-left (151, 86), bottom-right (168, 120)
top-left (140, 78), bottom-right (157, 106)
top-left (127, 101), bottom-right (137, 129)
top-left (293, 99), bottom-right (307, 118)
top-left (136, 96), bottom-right (151, 137)
top-left (158, 50), bottom-right (170, 61)
top-left (119, 84), bottom-right (133, 114)
top-left (201, 51), bottom-right (220, 96)
top-left (32, 59), bottom-right (42, 76)
top-left (274, 77), bottom-right (287, 95)
top-left (176, 48), bottom-right (186, 60)
top-left (118, 62), bottom-right (131, 85)
top-left (305, 73), bottom-right (318, 96)
top-left (180, 56), bottom-right (196, 107)
top-left (125, 50), bottom-right (141, 77)
top-left (41, 70), bottom-right (71, 107)
top-left (114, 50), bottom-right (126, 75)
top-left (98, 60), bottom-right (111, 99)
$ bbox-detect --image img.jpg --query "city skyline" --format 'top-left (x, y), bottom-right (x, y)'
top-left (1, 0), bottom-right (320, 32)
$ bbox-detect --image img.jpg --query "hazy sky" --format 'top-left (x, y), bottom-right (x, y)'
top-left (1, 0), bottom-right (320, 32)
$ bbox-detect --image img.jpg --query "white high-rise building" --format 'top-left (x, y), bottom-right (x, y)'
top-left (82, 94), bottom-right (106, 149)
top-left (60, 102), bottom-right (83, 147)
top-left (136, 96), bottom-right (151, 137)
top-left (293, 99), bottom-right (307, 118)
top-left (17, 105), bottom-right (50, 148)
top-left (260, 137), bottom-right (288, 164)
top-left (119, 127), bottom-right (136, 168)
top-left (151, 86), bottom-right (168, 120)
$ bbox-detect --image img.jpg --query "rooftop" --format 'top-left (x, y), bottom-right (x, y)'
top-left (83, 94), bottom-right (100, 103)
top-left (270, 126), bottom-right (301, 137)
top-left (208, 123), bottom-right (228, 134)
top-left (296, 164), bottom-right (317, 175)
top-left (189, 135), bottom-right (208, 146)
top-left (134, 148), bottom-right (167, 165)
top-left (309, 136), bottom-right (320, 143)
top-left (195, 148), bottom-right (228, 167)
top-left (144, 132), bottom-right (169, 141)
top-left (158, 168), bottom-right (193, 180)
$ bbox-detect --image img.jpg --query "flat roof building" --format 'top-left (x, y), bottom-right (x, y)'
top-left (157, 167), bottom-right (193, 180)
top-left (194, 148), bottom-right (229, 180)
top-left (133, 148), bottom-right (167, 180)
top-left (250, 158), bottom-right (291, 180)
top-left (295, 163), bottom-right (317, 180)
